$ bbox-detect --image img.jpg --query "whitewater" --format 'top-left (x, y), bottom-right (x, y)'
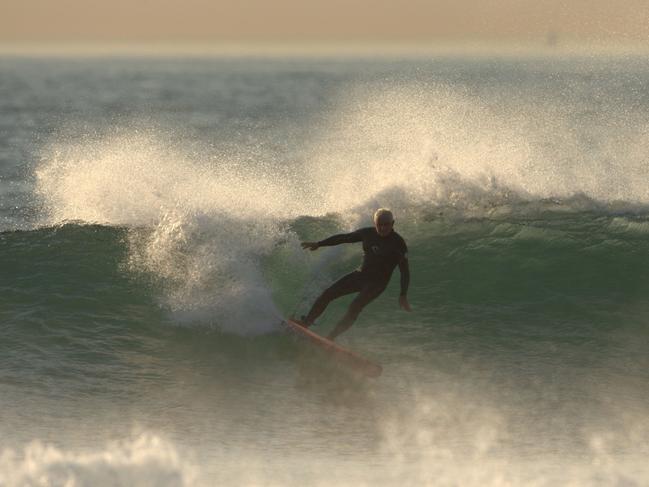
top-left (1, 54), bottom-right (648, 485)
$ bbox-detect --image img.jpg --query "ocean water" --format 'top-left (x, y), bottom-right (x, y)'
top-left (1, 53), bottom-right (649, 486)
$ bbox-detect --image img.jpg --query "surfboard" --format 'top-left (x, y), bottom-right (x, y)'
top-left (283, 318), bottom-right (383, 378)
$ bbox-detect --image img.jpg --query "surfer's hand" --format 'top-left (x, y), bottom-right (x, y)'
top-left (399, 295), bottom-right (412, 312)
top-left (301, 241), bottom-right (320, 251)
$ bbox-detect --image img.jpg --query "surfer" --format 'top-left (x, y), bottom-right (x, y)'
top-left (300, 208), bottom-right (411, 340)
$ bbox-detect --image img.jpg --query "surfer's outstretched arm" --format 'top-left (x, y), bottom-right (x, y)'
top-left (301, 230), bottom-right (363, 251)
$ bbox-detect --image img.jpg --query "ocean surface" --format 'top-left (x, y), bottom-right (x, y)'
top-left (1, 52), bottom-right (649, 486)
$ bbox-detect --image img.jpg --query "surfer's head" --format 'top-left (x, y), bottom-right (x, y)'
top-left (373, 208), bottom-right (394, 237)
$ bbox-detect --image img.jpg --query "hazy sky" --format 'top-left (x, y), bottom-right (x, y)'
top-left (2, 0), bottom-right (648, 44)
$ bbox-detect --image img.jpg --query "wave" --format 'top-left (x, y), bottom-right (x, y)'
top-left (12, 82), bottom-right (649, 336)
top-left (4, 205), bottom-right (649, 332)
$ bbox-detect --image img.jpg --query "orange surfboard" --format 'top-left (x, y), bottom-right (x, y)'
top-left (284, 318), bottom-right (382, 378)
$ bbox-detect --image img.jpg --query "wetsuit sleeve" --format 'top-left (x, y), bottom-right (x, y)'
top-left (398, 238), bottom-right (409, 296)
top-left (317, 230), bottom-right (364, 247)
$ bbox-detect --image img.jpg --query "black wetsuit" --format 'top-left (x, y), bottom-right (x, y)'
top-left (304, 227), bottom-right (409, 328)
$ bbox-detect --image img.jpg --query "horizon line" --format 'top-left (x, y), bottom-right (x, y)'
top-left (2, 40), bottom-right (649, 58)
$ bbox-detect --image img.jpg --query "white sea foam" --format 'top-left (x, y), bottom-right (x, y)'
top-left (2, 416), bottom-right (643, 487)
top-left (0, 434), bottom-right (193, 487)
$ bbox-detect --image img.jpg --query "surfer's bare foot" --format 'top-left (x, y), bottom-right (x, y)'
top-left (326, 330), bottom-right (342, 341)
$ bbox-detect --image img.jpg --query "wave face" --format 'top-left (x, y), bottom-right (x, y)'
top-left (2, 56), bottom-right (649, 485)
top-left (3, 210), bottom-right (649, 329)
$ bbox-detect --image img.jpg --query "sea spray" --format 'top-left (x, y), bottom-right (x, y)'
top-left (126, 208), bottom-right (285, 334)
top-left (35, 132), bottom-right (297, 333)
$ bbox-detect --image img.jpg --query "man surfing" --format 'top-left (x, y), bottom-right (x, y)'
top-left (300, 208), bottom-right (411, 340)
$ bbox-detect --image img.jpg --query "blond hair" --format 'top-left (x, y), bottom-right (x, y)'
top-left (373, 208), bottom-right (394, 224)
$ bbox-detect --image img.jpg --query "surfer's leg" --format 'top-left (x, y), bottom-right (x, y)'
top-left (327, 283), bottom-right (386, 340)
top-left (303, 271), bottom-right (363, 326)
